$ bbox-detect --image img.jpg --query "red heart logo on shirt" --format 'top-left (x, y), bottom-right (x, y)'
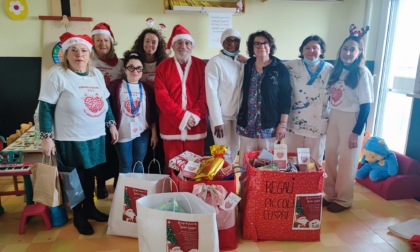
top-left (331, 86), bottom-right (343, 104)
top-left (84, 94), bottom-right (104, 113)
top-left (124, 99), bottom-right (141, 115)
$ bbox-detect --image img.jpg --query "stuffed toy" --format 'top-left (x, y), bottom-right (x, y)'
top-left (356, 136), bottom-right (398, 181)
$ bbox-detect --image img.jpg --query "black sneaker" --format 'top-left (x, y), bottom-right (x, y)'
top-left (327, 202), bottom-right (351, 213)
top-left (322, 198), bottom-right (332, 207)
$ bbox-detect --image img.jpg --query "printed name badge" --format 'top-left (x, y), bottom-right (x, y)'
top-left (130, 121), bottom-right (141, 138)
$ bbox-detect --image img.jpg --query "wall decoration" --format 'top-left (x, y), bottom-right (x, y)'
top-left (5, 0), bottom-right (28, 20)
top-left (51, 42), bottom-right (63, 64)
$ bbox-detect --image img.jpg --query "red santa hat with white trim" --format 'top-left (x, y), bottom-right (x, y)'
top-left (91, 22), bottom-right (117, 45)
top-left (60, 32), bottom-right (93, 52)
top-left (167, 24), bottom-right (195, 49)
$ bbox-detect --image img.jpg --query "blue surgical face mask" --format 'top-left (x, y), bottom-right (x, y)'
top-left (303, 57), bottom-right (321, 66)
top-left (222, 49), bottom-right (240, 57)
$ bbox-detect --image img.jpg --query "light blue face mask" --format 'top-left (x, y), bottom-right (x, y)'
top-left (223, 49), bottom-right (240, 57)
top-left (303, 57), bottom-right (321, 66)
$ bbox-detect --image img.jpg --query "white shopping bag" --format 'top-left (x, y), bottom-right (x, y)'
top-left (136, 192), bottom-right (219, 252)
top-left (107, 162), bottom-right (170, 238)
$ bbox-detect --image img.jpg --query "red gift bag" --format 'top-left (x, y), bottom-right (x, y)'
top-left (242, 151), bottom-right (324, 241)
top-left (170, 169), bottom-right (238, 250)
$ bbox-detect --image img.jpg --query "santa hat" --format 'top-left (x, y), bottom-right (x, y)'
top-left (91, 22), bottom-right (116, 44)
top-left (220, 28), bottom-right (241, 45)
top-left (167, 24), bottom-right (195, 49)
top-left (60, 32), bottom-right (93, 52)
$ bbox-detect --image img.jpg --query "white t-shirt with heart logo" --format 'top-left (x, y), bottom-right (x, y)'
top-left (330, 67), bottom-right (374, 112)
top-left (117, 81), bottom-right (147, 143)
top-left (39, 66), bottom-right (110, 141)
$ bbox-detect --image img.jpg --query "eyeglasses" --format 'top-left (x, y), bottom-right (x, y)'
top-left (225, 38), bottom-right (240, 45)
top-left (253, 41), bottom-right (269, 48)
top-left (175, 40), bottom-right (192, 47)
top-left (126, 66), bottom-right (143, 73)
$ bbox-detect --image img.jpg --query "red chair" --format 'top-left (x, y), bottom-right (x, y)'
top-left (19, 204), bottom-right (52, 234)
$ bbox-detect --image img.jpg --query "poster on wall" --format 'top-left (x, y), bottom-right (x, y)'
top-left (5, 0), bottom-right (28, 20)
top-left (208, 12), bottom-right (233, 49)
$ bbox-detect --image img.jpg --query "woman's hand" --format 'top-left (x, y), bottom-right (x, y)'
top-left (109, 125), bottom-right (119, 144)
top-left (41, 138), bottom-right (55, 156)
top-left (150, 131), bottom-right (158, 149)
top-left (276, 124), bottom-right (286, 141)
top-left (348, 133), bottom-right (359, 149)
top-left (237, 54), bottom-right (248, 64)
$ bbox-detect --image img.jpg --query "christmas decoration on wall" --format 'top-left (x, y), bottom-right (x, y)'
top-left (52, 42), bottom-right (64, 64)
top-left (5, 0), bottom-right (28, 20)
top-left (236, 0), bottom-right (243, 13)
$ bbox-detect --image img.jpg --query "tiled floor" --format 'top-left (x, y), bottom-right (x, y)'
top-left (0, 176), bottom-right (419, 252)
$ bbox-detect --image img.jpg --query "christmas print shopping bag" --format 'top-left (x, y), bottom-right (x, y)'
top-left (107, 165), bottom-right (170, 238)
top-left (136, 192), bottom-right (218, 252)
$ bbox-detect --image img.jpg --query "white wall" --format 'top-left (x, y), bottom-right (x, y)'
top-left (0, 0), bottom-right (381, 60)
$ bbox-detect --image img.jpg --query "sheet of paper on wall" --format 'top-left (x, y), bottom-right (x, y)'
top-left (208, 12), bottom-right (233, 49)
top-left (388, 219), bottom-right (420, 239)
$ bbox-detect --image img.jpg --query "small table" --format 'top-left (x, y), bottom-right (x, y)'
top-left (3, 127), bottom-right (43, 162)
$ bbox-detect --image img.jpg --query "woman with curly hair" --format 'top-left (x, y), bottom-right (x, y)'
top-left (237, 30), bottom-right (292, 164)
top-left (130, 28), bottom-right (168, 173)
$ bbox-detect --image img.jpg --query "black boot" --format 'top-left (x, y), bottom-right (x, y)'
top-left (85, 207), bottom-right (109, 222)
top-left (96, 183), bottom-right (108, 199)
top-left (73, 205), bottom-right (93, 235)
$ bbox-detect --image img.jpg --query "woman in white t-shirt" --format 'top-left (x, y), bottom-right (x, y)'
top-left (38, 32), bottom-right (119, 235)
top-left (323, 30), bottom-right (374, 213)
top-left (107, 51), bottom-right (158, 174)
top-left (91, 22), bottom-right (124, 199)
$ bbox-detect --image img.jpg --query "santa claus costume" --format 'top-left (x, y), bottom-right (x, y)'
top-left (154, 24), bottom-right (207, 168)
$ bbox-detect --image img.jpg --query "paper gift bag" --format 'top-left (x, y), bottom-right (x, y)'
top-left (107, 163), bottom-right (170, 238)
top-left (171, 170), bottom-right (238, 250)
top-left (242, 151), bottom-right (324, 241)
top-left (60, 168), bottom-right (85, 209)
top-left (136, 192), bottom-right (219, 252)
top-left (32, 161), bottom-right (62, 207)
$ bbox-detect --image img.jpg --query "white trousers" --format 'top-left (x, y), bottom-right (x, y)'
top-left (286, 132), bottom-right (326, 165)
top-left (324, 109), bottom-right (363, 207)
top-left (210, 119), bottom-right (240, 165)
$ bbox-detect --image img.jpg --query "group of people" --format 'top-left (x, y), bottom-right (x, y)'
top-left (38, 22), bottom-right (373, 235)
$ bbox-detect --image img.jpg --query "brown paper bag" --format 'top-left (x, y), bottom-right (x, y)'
top-left (32, 159), bottom-right (62, 207)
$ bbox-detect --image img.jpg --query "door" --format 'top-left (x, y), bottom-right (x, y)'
top-left (374, 0), bottom-right (420, 153)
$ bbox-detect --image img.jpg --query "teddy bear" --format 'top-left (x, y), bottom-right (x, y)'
top-left (356, 136), bottom-right (398, 182)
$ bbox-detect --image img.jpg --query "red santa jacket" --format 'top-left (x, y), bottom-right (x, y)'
top-left (154, 56), bottom-right (207, 141)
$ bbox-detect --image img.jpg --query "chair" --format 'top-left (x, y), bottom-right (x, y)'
top-left (6, 130), bottom-right (21, 146)
top-left (19, 204), bottom-right (52, 234)
top-left (20, 122), bottom-right (33, 135)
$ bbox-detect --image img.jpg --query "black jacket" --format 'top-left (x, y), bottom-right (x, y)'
top-left (237, 56), bottom-right (291, 129)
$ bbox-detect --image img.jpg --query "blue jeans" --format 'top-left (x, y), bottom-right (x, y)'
top-left (115, 130), bottom-right (150, 173)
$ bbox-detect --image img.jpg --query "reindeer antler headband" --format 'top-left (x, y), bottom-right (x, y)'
top-left (349, 24), bottom-right (370, 38)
